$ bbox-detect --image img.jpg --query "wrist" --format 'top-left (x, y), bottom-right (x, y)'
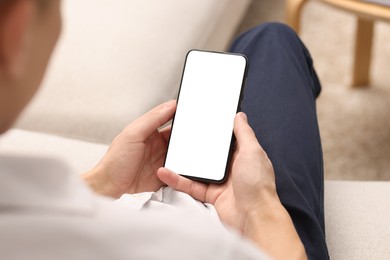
top-left (242, 196), bottom-right (284, 237)
top-left (242, 197), bottom-right (307, 260)
top-left (81, 166), bottom-right (123, 199)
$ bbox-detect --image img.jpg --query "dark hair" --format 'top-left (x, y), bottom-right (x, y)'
top-left (0, 0), bottom-right (49, 10)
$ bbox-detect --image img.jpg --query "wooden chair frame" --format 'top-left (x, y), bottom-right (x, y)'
top-left (286, 0), bottom-right (390, 87)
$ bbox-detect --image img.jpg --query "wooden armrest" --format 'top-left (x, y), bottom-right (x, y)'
top-left (317, 0), bottom-right (390, 22)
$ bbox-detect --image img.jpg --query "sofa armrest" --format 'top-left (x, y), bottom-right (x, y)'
top-left (0, 129), bottom-right (108, 173)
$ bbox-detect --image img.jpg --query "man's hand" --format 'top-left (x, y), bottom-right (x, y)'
top-left (83, 100), bottom-right (176, 198)
top-left (157, 112), bottom-right (307, 260)
top-left (157, 112), bottom-right (278, 230)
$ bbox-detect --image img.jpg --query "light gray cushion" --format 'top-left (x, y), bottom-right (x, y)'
top-left (16, 0), bottom-right (251, 144)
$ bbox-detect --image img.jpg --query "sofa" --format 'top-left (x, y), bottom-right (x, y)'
top-left (1, 0), bottom-right (389, 258)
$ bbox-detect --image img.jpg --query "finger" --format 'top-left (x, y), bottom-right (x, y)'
top-left (159, 125), bottom-right (172, 142)
top-left (157, 167), bottom-right (209, 203)
top-left (234, 112), bottom-right (261, 149)
top-left (126, 100), bottom-right (176, 141)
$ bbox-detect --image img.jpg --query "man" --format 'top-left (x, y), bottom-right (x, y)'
top-left (0, 0), bottom-right (328, 259)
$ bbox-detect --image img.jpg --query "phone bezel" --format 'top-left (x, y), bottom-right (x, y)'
top-left (164, 49), bottom-right (248, 184)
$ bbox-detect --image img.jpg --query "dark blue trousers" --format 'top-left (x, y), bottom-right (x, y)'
top-left (230, 23), bottom-right (329, 259)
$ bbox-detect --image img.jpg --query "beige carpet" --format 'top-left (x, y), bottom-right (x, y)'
top-left (236, 0), bottom-right (390, 180)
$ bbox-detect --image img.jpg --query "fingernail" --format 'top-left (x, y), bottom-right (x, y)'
top-left (165, 100), bottom-right (176, 108)
top-left (240, 112), bottom-right (247, 121)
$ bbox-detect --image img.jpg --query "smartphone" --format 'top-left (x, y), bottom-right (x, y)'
top-left (164, 49), bottom-right (248, 184)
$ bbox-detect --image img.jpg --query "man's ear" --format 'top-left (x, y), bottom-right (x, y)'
top-left (0, 0), bottom-right (36, 79)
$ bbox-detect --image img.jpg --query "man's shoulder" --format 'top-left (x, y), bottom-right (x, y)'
top-left (0, 194), bottom-right (266, 260)
top-left (0, 160), bottom-right (266, 260)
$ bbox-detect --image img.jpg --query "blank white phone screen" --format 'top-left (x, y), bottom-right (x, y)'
top-left (164, 50), bottom-right (247, 182)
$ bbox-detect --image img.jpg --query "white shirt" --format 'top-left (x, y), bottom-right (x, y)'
top-left (0, 155), bottom-right (268, 260)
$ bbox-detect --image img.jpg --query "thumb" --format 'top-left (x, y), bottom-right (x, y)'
top-left (125, 100), bottom-right (176, 140)
top-left (234, 112), bottom-right (260, 150)
top-left (157, 167), bottom-right (209, 203)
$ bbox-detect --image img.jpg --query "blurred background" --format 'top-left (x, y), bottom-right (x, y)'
top-left (235, 0), bottom-right (390, 180)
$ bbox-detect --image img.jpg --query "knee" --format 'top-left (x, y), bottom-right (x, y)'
top-left (250, 22), bottom-right (299, 44)
top-left (231, 22), bottom-right (302, 52)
